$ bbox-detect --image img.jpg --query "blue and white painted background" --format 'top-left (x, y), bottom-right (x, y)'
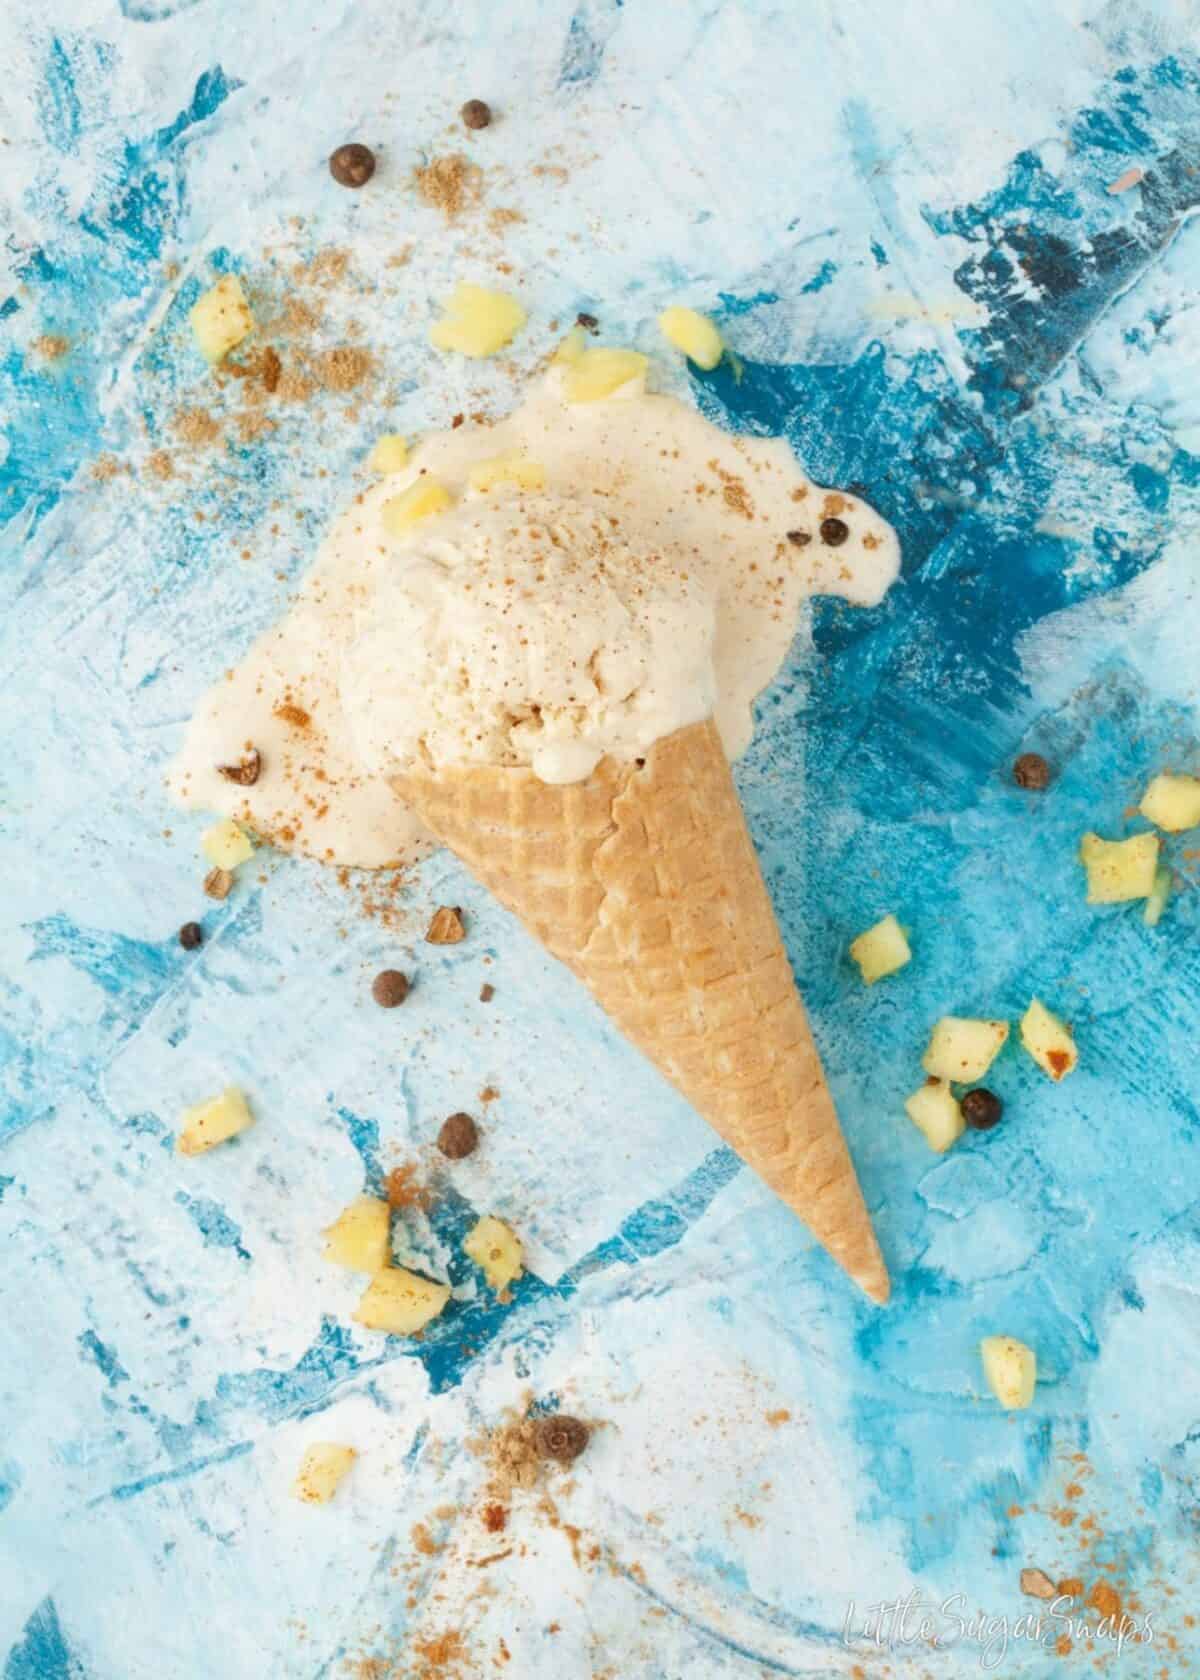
top-left (3, 2), bottom-right (1199, 1676)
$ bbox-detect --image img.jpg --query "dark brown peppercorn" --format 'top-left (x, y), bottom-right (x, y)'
top-left (786, 529), bottom-right (812, 547)
top-left (179, 922), bottom-right (203, 950)
top-left (1013, 752), bottom-right (1052, 790)
top-left (479, 982), bottom-right (495, 1002)
top-left (819, 516), bottom-right (850, 546)
top-left (576, 311), bottom-right (599, 333)
top-left (437, 1112), bottom-right (479, 1159)
top-left (329, 143), bottom-right (376, 189)
top-left (371, 969), bottom-right (410, 1008)
top-left (962, 1088), bottom-right (1003, 1131)
top-left (461, 99), bottom-right (492, 130)
top-left (217, 747), bottom-right (261, 786)
top-left (536, 1414), bottom-right (590, 1463)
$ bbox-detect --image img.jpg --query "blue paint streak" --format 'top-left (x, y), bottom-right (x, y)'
top-left (333, 1105), bottom-right (384, 1195)
top-left (716, 288), bottom-right (780, 317)
top-left (174, 1191), bottom-right (252, 1261)
top-left (4, 1599), bottom-right (87, 1680)
top-left (0, 1174), bottom-right (14, 1202)
top-left (923, 55), bottom-right (1200, 415)
top-left (98, 1439), bottom-right (254, 1504)
top-left (1, 64), bottom-right (242, 539)
top-left (0, 1459), bottom-right (21, 1515)
top-left (78, 1329), bottom-right (129, 1386)
top-left (800, 258), bottom-right (838, 293)
top-left (24, 914), bottom-right (174, 1023)
top-left (557, 2), bottom-right (622, 88)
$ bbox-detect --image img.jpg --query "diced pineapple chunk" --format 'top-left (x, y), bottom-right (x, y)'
top-left (369, 434), bottom-right (408, 474)
top-left (352, 1268), bottom-right (450, 1335)
top-left (1019, 998), bottom-right (1077, 1082)
top-left (189, 275), bottom-right (254, 364)
top-left (658, 306), bottom-right (724, 371)
top-left (381, 479), bottom-right (453, 535)
top-left (922, 1017), bottom-right (1009, 1082)
top-left (980, 1335), bottom-right (1036, 1410)
top-left (1144, 867), bottom-right (1172, 928)
top-left (468, 453), bottom-right (547, 493)
top-left (323, 1196), bottom-right (391, 1273)
top-left (201, 817), bottom-right (255, 870)
top-left (1079, 831), bottom-right (1159, 903)
top-left (177, 1086), bottom-right (255, 1156)
top-left (553, 326), bottom-right (586, 364)
top-left (1139, 772), bottom-right (1200, 833)
top-left (292, 1443), bottom-right (356, 1505)
top-left (464, 1215), bottom-right (523, 1293)
top-left (429, 284), bottom-right (526, 358)
top-left (564, 348), bottom-right (649, 403)
top-left (904, 1078), bottom-right (965, 1153)
top-left (849, 914), bottom-right (912, 985)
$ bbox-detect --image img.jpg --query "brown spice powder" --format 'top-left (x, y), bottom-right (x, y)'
top-left (33, 334), bottom-right (70, 361)
top-left (314, 346), bottom-right (374, 392)
top-left (144, 450), bottom-right (175, 482)
top-left (173, 407), bottom-right (222, 447)
top-left (414, 154), bottom-right (483, 218)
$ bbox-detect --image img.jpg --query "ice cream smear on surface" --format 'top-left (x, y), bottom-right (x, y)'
top-left (169, 365), bottom-right (900, 867)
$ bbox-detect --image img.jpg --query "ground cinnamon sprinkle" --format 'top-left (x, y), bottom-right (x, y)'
top-left (274, 701), bottom-right (311, 728)
top-left (414, 154), bottom-right (483, 218)
top-left (314, 346), bottom-right (374, 392)
top-left (32, 333), bottom-right (70, 360)
top-left (173, 407), bottom-right (222, 446)
top-left (144, 449), bottom-right (175, 481)
top-left (1087, 1580), bottom-right (1121, 1619)
top-left (481, 1503), bottom-right (507, 1533)
top-left (764, 1409), bottom-right (791, 1426)
top-left (408, 1630), bottom-right (469, 1679)
top-left (410, 1521), bottom-right (438, 1557)
top-left (90, 454), bottom-right (124, 480)
top-left (386, 1163), bottom-right (428, 1211)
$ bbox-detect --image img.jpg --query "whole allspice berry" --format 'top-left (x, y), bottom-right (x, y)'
top-left (179, 922), bottom-right (203, 950)
top-left (329, 142), bottom-right (377, 189)
top-left (962, 1088), bottom-right (1003, 1131)
top-left (819, 515), bottom-right (850, 546)
top-left (461, 99), bottom-right (492, 130)
top-left (371, 969), bottom-right (410, 1008)
top-left (1013, 752), bottom-right (1052, 790)
top-left (536, 1414), bottom-right (590, 1463)
top-left (437, 1111), bottom-right (479, 1159)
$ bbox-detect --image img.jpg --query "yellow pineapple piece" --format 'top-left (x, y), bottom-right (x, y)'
top-left (292, 1443), bottom-right (356, 1504)
top-left (352, 1268), bottom-right (450, 1335)
top-left (381, 479), bottom-right (453, 535)
top-left (429, 284), bottom-right (526, 358)
top-left (553, 326), bottom-right (586, 364)
top-left (922, 1017), bottom-right (1009, 1082)
top-left (564, 348), bottom-right (649, 403)
top-left (658, 306), bottom-right (724, 370)
top-left (1139, 772), bottom-right (1200, 833)
top-left (1079, 831), bottom-right (1158, 903)
top-left (177, 1086), bottom-right (255, 1155)
top-left (468, 453), bottom-right (547, 493)
top-left (189, 275), bottom-right (254, 364)
top-left (904, 1078), bottom-right (964, 1153)
top-left (201, 817), bottom-right (255, 871)
top-left (464, 1215), bottom-right (523, 1294)
top-left (1019, 998), bottom-right (1078, 1082)
top-left (369, 434), bottom-right (408, 474)
top-left (323, 1196), bottom-right (391, 1273)
top-left (849, 914), bottom-right (912, 984)
top-left (980, 1336), bottom-right (1036, 1410)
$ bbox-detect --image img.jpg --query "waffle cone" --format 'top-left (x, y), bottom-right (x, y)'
top-left (392, 719), bottom-right (888, 1302)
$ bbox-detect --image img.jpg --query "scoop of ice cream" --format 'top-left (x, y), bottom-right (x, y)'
top-left (341, 493), bottom-right (717, 784)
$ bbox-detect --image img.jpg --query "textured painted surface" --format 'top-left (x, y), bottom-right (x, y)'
top-left (2, 4), bottom-right (1199, 1677)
